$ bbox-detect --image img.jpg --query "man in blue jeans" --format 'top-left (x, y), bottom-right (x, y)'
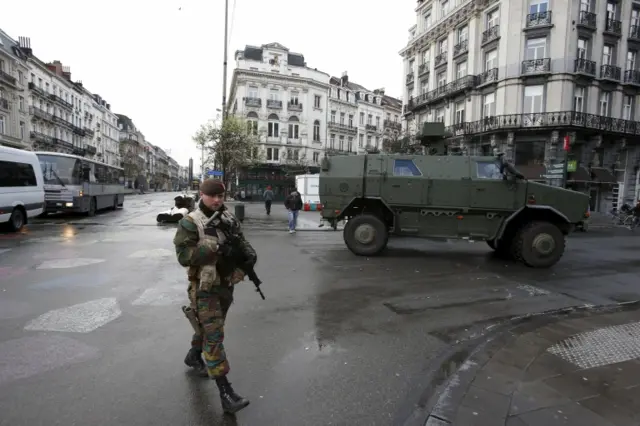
top-left (284, 189), bottom-right (303, 233)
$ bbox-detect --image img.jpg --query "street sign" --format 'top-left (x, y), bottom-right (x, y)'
top-left (207, 170), bottom-right (223, 176)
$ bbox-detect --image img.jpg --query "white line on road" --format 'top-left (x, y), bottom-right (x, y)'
top-left (0, 249), bottom-right (11, 255)
top-left (36, 258), bottom-right (106, 269)
top-left (547, 321), bottom-right (640, 369)
top-left (24, 298), bottom-right (122, 333)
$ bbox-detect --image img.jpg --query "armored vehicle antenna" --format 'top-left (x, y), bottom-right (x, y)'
top-left (415, 122), bottom-right (454, 155)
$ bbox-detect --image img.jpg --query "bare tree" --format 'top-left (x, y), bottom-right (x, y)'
top-left (119, 142), bottom-right (143, 182)
top-left (382, 127), bottom-right (422, 154)
top-left (281, 148), bottom-right (311, 177)
top-left (193, 115), bottom-right (263, 189)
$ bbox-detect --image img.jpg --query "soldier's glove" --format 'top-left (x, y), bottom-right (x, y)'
top-left (217, 242), bottom-right (233, 257)
top-left (204, 227), bottom-right (217, 237)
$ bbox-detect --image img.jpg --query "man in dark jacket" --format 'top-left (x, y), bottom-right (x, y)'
top-left (284, 189), bottom-right (303, 233)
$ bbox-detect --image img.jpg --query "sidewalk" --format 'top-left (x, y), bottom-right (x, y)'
top-left (424, 306), bottom-right (640, 426)
top-left (234, 202), bottom-right (344, 231)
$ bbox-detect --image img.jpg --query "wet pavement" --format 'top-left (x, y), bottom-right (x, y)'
top-left (0, 192), bottom-right (639, 426)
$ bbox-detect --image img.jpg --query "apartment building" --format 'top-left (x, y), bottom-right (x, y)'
top-left (0, 30), bottom-right (30, 149)
top-left (400, 0), bottom-right (640, 212)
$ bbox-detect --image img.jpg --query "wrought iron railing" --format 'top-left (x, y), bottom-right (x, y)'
top-left (574, 58), bottom-right (596, 76)
top-left (600, 65), bottom-right (621, 80)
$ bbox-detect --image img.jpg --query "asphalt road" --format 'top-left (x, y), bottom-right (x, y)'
top-left (0, 192), bottom-right (639, 426)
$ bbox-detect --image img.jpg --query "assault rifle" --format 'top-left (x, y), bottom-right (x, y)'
top-left (215, 220), bottom-right (265, 300)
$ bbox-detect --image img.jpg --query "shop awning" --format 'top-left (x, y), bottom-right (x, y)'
top-left (590, 167), bottom-right (618, 184)
top-left (567, 166), bottom-right (591, 183)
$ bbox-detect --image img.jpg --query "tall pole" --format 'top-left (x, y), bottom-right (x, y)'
top-left (201, 143), bottom-right (205, 183)
top-left (222, 0), bottom-right (229, 120)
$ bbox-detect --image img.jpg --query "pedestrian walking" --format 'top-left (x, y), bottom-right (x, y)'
top-left (173, 179), bottom-right (257, 414)
top-left (284, 189), bottom-right (303, 233)
top-left (263, 185), bottom-right (274, 215)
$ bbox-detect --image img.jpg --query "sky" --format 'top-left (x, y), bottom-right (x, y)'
top-left (1, 0), bottom-right (416, 170)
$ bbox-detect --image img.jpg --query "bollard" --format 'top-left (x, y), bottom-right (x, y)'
top-left (234, 203), bottom-right (245, 222)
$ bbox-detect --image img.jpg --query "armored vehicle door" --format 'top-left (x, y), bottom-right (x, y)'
top-left (364, 155), bottom-right (386, 198)
top-left (380, 158), bottom-right (425, 206)
top-left (469, 159), bottom-right (526, 210)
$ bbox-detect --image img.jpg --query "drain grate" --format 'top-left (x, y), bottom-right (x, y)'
top-left (547, 321), bottom-right (640, 369)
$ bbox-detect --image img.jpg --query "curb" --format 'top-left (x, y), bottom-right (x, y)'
top-left (401, 299), bottom-right (640, 426)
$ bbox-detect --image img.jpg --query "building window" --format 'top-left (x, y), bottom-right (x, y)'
top-left (485, 49), bottom-right (497, 71)
top-left (248, 86), bottom-right (258, 99)
top-left (483, 93), bottom-right (496, 117)
top-left (529, 0), bottom-right (548, 15)
top-left (267, 114), bottom-right (279, 137)
top-left (290, 93), bottom-right (299, 104)
top-left (359, 112), bottom-right (365, 125)
top-left (435, 108), bottom-right (445, 122)
top-left (367, 135), bottom-right (372, 147)
top-left (376, 116), bottom-right (380, 128)
top-left (339, 136), bottom-right (345, 151)
top-left (437, 71), bottom-right (447, 88)
top-left (599, 91), bottom-right (610, 116)
top-left (438, 38), bottom-right (447, 54)
top-left (348, 114), bottom-right (354, 127)
top-left (269, 91), bottom-right (280, 101)
top-left (606, 1), bottom-right (616, 21)
top-left (526, 37), bottom-right (546, 60)
top-left (421, 79), bottom-right (429, 94)
top-left (367, 114), bottom-right (373, 125)
top-left (487, 9), bottom-right (499, 28)
top-left (456, 61), bottom-right (467, 79)
top-left (330, 133), bottom-right (335, 149)
top-left (359, 134), bottom-right (364, 147)
top-left (580, 0), bottom-right (589, 12)
top-left (574, 86), bottom-right (585, 112)
top-left (603, 44), bottom-right (613, 65)
top-left (348, 136), bottom-right (353, 152)
top-left (457, 26), bottom-right (468, 43)
top-left (288, 123), bottom-right (299, 139)
top-left (623, 95), bottom-right (634, 120)
top-left (524, 85), bottom-right (544, 113)
top-left (440, 0), bottom-right (449, 18)
top-left (0, 115), bottom-right (4, 134)
top-left (627, 51), bottom-right (637, 70)
top-left (330, 110), bottom-right (336, 123)
top-left (266, 148), bottom-right (279, 161)
top-left (313, 152), bottom-right (319, 163)
top-left (515, 141), bottom-right (546, 166)
top-left (424, 12), bottom-right (432, 30)
top-left (577, 38), bottom-right (588, 59)
top-left (314, 95), bottom-right (321, 108)
top-left (19, 96), bottom-right (24, 111)
top-left (340, 112), bottom-right (345, 125)
top-left (455, 101), bottom-right (465, 124)
top-left (313, 120), bottom-right (320, 141)
top-left (423, 49), bottom-right (430, 64)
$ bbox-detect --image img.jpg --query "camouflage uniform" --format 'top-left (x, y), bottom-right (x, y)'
top-left (173, 180), bottom-right (255, 414)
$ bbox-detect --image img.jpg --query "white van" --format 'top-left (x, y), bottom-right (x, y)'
top-left (0, 145), bottom-right (45, 231)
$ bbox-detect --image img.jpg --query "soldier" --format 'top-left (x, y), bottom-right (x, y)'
top-left (173, 179), bottom-right (256, 414)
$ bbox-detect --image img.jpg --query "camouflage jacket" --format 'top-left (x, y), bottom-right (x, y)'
top-left (173, 204), bottom-right (256, 288)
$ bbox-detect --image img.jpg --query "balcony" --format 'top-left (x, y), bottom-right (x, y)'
top-left (30, 131), bottom-right (55, 144)
top-left (434, 52), bottom-right (447, 67)
top-left (481, 25), bottom-right (500, 45)
top-left (288, 102), bottom-right (302, 111)
top-left (407, 75), bottom-right (476, 111)
top-left (84, 127), bottom-right (95, 137)
top-left (0, 98), bottom-right (8, 110)
top-left (418, 63), bottom-right (429, 75)
top-left (85, 145), bottom-right (97, 155)
top-left (624, 70), bottom-right (640, 85)
top-left (448, 111), bottom-right (640, 137)
top-left (453, 39), bottom-right (468, 57)
top-left (0, 70), bottom-right (16, 86)
top-left (525, 11), bottom-right (552, 28)
top-left (600, 64), bottom-right (621, 81)
top-left (30, 106), bottom-right (53, 121)
top-left (406, 73), bottom-right (414, 84)
top-left (72, 125), bottom-right (86, 136)
top-left (604, 19), bottom-right (622, 36)
top-left (630, 25), bottom-right (640, 42)
top-left (521, 58), bottom-right (551, 75)
top-left (574, 58), bottom-right (596, 76)
top-left (476, 68), bottom-right (498, 86)
top-left (28, 82), bottom-right (46, 97)
top-left (244, 97), bottom-right (261, 107)
top-left (365, 124), bottom-right (378, 132)
top-left (328, 122), bottom-right (358, 134)
top-left (266, 99), bottom-right (282, 109)
top-left (53, 138), bottom-right (73, 149)
top-left (384, 119), bottom-right (402, 130)
top-left (52, 115), bottom-right (73, 128)
top-left (577, 11), bottom-right (597, 29)
top-left (49, 94), bottom-right (73, 110)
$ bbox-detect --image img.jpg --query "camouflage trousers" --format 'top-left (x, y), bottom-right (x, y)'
top-left (188, 283), bottom-right (234, 379)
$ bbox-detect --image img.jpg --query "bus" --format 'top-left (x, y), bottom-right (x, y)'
top-left (35, 152), bottom-right (125, 216)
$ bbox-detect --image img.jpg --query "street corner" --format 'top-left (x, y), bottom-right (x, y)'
top-left (421, 305), bottom-right (640, 426)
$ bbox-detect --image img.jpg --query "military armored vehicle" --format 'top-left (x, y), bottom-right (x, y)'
top-left (319, 122), bottom-right (589, 268)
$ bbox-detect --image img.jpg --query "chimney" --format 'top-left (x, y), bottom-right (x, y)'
top-left (341, 71), bottom-right (348, 87)
top-left (106, 103), bottom-right (111, 110)
top-left (18, 37), bottom-right (33, 56)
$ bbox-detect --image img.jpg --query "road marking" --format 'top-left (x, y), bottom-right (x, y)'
top-left (0, 248), bottom-right (11, 255)
top-left (132, 286), bottom-right (187, 306)
top-left (128, 248), bottom-right (174, 258)
top-left (36, 258), bottom-right (106, 269)
top-left (0, 335), bottom-right (100, 386)
top-left (24, 298), bottom-right (122, 333)
top-left (547, 321), bottom-right (640, 369)
top-left (517, 284), bottom-right (551, 296)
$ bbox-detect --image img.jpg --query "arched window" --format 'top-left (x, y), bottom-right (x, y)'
top-left (288, 116), bottom-right (299, 139)
top-left (313, 120), bottom-right (320, 142)
top-left (246, 112), bottom-right (258, 135)
top-left (268, 114), bottom-right (279, 137)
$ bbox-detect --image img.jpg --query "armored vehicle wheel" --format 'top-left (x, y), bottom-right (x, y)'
top-left (343, 214), bottom-right (388, 256)
top-left (513, 221), bottom-right (565, 268)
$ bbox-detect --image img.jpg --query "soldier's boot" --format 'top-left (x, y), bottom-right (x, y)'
top-left (216, 376), bottom-right (250, 414)
top-left (184, 347), bottom-right (208, 377)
